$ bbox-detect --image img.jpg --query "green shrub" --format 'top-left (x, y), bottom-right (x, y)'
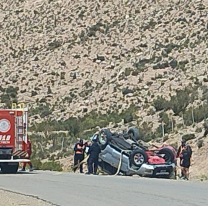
top-left (183, 109), bottom-right (194, 126)
top-left (0, 86), bottom-right (18, 108)
top-left (138, 122), bottom-right (156, 142)
top-left (30, 104), bottom-right (52, 118)
top-left (49, 154), bottom-right (56, 161)
top-left (47, 40), bottom-right (62, 51)
top-left (181, 133), bottom-right (195, 141)
top-left (142, 133), bottom-right (156, 142)
top-left (159, 111), bottom-right (174, 133)
top-left (147, 106), bottom-right (156, 115)
top-left (153, 96), bottom-right (169, 111)
top-left (0, 85), bottom-right (5, 92)
top-left (63, 96), bottom-right (72, 103)
top-left (153, 86), bottom-right (198, 115)
top-left (37, 150), bottom-right (47, 159)
top-left (40, 161), bottom-right (63, 171)
top-left (60, 72), bottom-right (65, 80)
top-left (155, 126), bottom-right (163, 138)
top-left (170, 90), bottom-right (190, 114)
top-left (197, 140), bottom-right (203, 149)
top-left (31, 159), bottom-right (42, 170)
top-left (124, 113), bottom-right (133, 123)
top-left (200, 174), bottom-right (208, 181)
top-left (146, 81), bottom-right (153, 86)
top-left (133, 62), bottom-right (146, 72)
top-left (176, 123), bottom-right (184, 129)
top-left (47, 86), bottom-right (52, 94)
top-left (122, 87), bottom-right (134, 96)
top-left (125, 68), bottom-right (131, 76)
top-left (132, 70), bottom-right (139, 76)
top-left (31, 90), bottom-right (38, 96)
top-left (39, 98), bottom-right (47, 103)
top-left (184, 104), bottom-right (208, 126)
top-left (195, 127), bottom-right (202, 133)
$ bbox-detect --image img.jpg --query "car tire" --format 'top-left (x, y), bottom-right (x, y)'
top-left (128, 128), bottom-right (139, 141)
top-left (158, 147), bottom-right (175, 163)
top-left (98, 129), bottom-right (112, 150)
top-left (130, 149), bottom-right (148, 167)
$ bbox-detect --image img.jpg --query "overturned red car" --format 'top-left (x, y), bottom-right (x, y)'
top-left (97, 128), bottom-right (176, 178)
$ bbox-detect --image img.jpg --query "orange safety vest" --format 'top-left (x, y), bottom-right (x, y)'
top-left (75, 144), bottom-right (85, 154)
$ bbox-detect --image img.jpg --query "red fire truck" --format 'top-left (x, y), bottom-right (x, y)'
top-left (0, 103), bottom-right (31, 173)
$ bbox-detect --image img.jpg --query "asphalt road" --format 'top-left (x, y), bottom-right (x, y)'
top-left (0, 171), bottom-right (207, 206)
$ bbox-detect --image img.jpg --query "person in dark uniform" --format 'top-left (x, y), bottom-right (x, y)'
top-left (181, 145), bottom-right (192, 180)
top-left (177, 139), bottom-right (192, 177)
top-left (177, 139), bottom-right (186, 157)
top-left (86, 134), bottom-right (101, 175)
top-left (73, 139), bottom-right (85, 173)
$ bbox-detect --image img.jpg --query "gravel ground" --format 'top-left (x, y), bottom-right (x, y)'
top-left (0, 189), bottom-right (53, 206)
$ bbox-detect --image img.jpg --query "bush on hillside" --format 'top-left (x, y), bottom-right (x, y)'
top-left (30, 103), bottom-right (52, 118)
top-left (153, 86), bottom-right (199, 115)
top-left (159, 111), bottom-right (175, 133)
top-left (184, 104), bottom-right (208, 126)
top-left (181, 133), bottom-right (195, 142)
top-left (153, 96), bottom-right (169, 111)
top-left (197, 140), bottom-right (203, 149)
top-left (0, 86), bottom-right (18, 108)
top-left (138, 122), bottom-right (157, 142)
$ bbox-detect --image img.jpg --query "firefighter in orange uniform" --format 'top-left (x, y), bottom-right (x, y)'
top-left (21, 140), bottom-right (34, 171)
top-left (73, 139), bottom-right (85, 173)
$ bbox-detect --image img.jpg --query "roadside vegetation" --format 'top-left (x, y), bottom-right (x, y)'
top-left (0, 0), bottom-right (208, 172)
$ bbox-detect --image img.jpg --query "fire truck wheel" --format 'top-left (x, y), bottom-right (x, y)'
top-left (1, 163), bottom-right (19, 174)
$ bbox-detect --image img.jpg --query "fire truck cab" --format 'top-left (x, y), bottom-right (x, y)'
top-left (0, 103), bottom-right (30, 173)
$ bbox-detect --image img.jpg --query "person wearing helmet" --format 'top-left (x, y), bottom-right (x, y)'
top-left (73, 139), bottom-right (85, 173)
top-left (85, 134), bottom-right (101, 175)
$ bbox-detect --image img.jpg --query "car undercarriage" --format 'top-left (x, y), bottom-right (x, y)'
top-left (97, 128), bottom-right (176, 178)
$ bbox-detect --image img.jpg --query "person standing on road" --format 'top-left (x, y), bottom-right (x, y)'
top-left (180, 145), bottom-right (192, 180)
top-left (86, 134), bottom-right (101, 175)
top-left (21, 140), bottom-right (34, 171)
top-left (177, 139), bottom-right (192, 178)
top-left (73, 139), bottom-right (85, 173)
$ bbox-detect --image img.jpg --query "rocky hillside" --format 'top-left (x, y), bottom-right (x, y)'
top-left (0, 0), bottom-right (208, 179)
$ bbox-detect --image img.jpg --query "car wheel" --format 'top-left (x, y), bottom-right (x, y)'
top-left (98, 129), bottom-right (112, 150)
top-left (128, 128), bottom-right (139, 141)
top-left (158, 147), bottom-right (175, 163)
top-left (130, 149), bottom-right (148, 167)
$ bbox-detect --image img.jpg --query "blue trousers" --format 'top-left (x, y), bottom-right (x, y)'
top-left (87, 157), bottom-right (98, 174)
